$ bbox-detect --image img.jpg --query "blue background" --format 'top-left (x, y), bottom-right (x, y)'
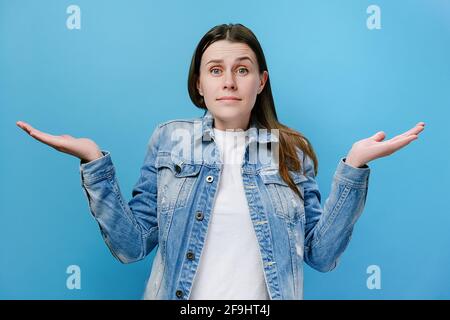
top-left (1, 0), bottom-right (449, 299)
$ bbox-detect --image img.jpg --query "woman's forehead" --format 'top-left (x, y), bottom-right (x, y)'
top-left (202, 41), bottom-right (256, 64)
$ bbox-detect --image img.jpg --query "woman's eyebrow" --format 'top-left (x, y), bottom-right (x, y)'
top-left (206, 56), bottom-right (254, 65)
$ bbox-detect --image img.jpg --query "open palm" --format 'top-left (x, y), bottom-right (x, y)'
top-left (346, 122), bottom-right (426, 168)
top-left (16, 121), bottom-right (103, 163)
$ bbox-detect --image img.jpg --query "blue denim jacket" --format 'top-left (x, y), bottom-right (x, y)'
top-left (79, 110), bottom-right (370, 300)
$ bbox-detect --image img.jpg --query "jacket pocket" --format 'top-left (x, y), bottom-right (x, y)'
top-left (259, 170), bottom-right (307, 223)
top-left (155, 152), bottom-right (202, 213)
top-left (155, 152), bottom-right (202, 258)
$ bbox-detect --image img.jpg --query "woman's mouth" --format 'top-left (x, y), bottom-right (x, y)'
top-left (217, 96), bottom-right (242, 101)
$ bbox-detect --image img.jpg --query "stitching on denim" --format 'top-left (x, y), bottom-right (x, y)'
top-left (311, 185), bottom-right (351, 249)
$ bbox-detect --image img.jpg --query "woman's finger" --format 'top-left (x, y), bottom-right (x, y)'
top-left (16, 121), bottom-right (33, 135)
top-left (391, 123), bottom-right (425, 142)
top-left (16, 121), bottom-right (64, 149)
top-left (387, 134), bottom-right (418, 153)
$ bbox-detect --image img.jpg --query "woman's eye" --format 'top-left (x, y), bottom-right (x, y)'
top-left (210, 67), bottom-right (248, 75)
top-left (238, 67), bottom-right (248, 75)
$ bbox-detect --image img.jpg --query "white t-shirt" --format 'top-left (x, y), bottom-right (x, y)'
top-left (189, 128), bottom-right (270, 300)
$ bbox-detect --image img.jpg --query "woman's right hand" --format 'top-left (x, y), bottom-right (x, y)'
top-left (16, 120), bottom-right (104, 163)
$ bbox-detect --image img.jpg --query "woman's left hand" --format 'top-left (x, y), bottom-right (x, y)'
top-left (345, 122), bottom-right (426, 168)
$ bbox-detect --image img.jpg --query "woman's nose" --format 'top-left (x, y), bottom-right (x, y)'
top-left (223, 70), bottom-right (237, 90)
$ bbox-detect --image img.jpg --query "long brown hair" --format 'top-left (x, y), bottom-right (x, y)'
top-left (187, 23), bottom-right (318, 199)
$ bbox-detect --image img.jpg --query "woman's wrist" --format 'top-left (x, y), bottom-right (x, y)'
top-left (81, 150), bottom-right (103, 164)
top-left (344, 156), bottom-right (366, 168)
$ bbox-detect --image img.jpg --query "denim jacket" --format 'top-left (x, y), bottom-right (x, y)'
top-left (79, 110), bottom-right (370, 300)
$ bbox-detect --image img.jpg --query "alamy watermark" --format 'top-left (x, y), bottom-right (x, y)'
top-left (366, 264), bottom-right (381, 290)
top-left (367, 5), bottom-right (381, 30)
top-left (66, 5), bottom-right (81, 30)
top-left (168, 124), bottom-right (280, 168)
top-left (66, 264), bottom-right (81, 290)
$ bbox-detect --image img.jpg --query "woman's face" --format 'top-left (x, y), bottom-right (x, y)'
top-left (197, 40), bottom-right (268, 130)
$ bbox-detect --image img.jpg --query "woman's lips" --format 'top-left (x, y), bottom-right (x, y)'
top-left (217, 96), bottom-right (241, 101)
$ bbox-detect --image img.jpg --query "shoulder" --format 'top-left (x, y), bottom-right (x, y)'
top-left (157, 114), bottom-right (203, 131)
top-left (148, 114), bottom-right (204, 151)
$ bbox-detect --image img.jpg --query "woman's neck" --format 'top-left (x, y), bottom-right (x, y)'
top-left (212, 116), bottom-right (250, 131)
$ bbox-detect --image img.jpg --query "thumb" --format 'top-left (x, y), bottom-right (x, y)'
top-left (371, 131), bottom-right (385, 142)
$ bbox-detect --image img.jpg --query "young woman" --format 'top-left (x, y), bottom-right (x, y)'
top-left (16, 23), bottom-right (425, 300)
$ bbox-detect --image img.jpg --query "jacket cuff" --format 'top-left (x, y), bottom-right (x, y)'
top-left (79, 150), bottom-right (114, 185)
top-left (335, 157), bottom-right (370, 187)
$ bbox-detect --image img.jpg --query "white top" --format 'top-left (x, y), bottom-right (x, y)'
top-left (189, 128), bottom-right (270, 300)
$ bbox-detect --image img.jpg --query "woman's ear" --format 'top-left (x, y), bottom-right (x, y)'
top-left (258, 71), bottom-right (268, 94)
top-left (197, 79), bottom-right (203, 96)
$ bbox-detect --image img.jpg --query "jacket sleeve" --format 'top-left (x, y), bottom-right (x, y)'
top-left (302, 154), bottom-right (370, 272)
top-left (79, 125), bottom-right (161, 264)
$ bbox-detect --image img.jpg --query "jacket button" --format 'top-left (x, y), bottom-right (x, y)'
top-left (175, 290), bottom-right (183, 298)
top-left (195, 211), bottom-right (204, 221)
top-left (206, 175), bottom-right (214, 183)
top-left (175, 164), bottom-right (181, 174)
top-left (186, 251), bottom-right (195, 260)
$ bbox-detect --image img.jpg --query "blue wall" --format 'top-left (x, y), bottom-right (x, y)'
top-left (1, 0), bottom-right (449, 299)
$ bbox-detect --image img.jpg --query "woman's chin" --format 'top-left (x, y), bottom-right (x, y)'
top-left (212, 107), bottom-right (247, 119)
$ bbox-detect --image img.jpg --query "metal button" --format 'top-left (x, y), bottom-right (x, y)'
top-left (206, 175), bottom-right (214, 183)
top-left (195, 211), bottom-right (204, 221)
top-left (175, 164), bottom-right (181, 174)
top-left (186, 251), bottom-right (195, 260)
top-left (175, 290), bottom-right (183, 298)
